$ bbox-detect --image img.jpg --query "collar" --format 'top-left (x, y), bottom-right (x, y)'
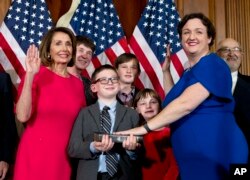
top-left (118, 86), bottom-right (136, 96)
top-left (98, 100), bottom-right (117, 113)
top-left (231, 71), bottom-right (238, 78)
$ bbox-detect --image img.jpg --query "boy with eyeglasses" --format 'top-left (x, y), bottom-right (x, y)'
top-left (68, 64), bottom-right (142, 180)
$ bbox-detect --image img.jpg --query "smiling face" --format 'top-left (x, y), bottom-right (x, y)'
top-left (217, 38), bottom-right (242, 72)
top-left (49, 32), bottom-right (73, 65)
top-left (181, 18), bottom-right (211, 57)
top-left (116, 59), bottom-right (139, 85)
top-left (75, 43), bottom-right (93, 71)
top-left (91, 69), bottom-right (120, 100)
top-left (136, 94), bottom-right (160, 121)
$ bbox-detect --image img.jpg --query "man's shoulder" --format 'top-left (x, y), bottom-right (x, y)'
top-left (0, 71), bottom-right (10, 81)
top-left (238, 73), bottom-right (250, 83)
top-left (81, 76), bottom-right (91, 83)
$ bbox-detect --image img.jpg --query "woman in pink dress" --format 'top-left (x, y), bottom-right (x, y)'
top-left (14, 27), bottom-right (86, 180)
top-left (133, 88), bottom-right (179, 180)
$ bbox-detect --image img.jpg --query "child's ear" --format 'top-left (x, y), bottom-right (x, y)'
top-left (91, 84), bottom-right (97, 93)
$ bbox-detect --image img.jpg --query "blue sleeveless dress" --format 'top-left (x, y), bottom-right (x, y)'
top-left (163, 53), bottom-right (248, 180)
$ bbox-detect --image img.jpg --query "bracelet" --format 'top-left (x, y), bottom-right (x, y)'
top-left (143, 123), bottom-right (152, 133)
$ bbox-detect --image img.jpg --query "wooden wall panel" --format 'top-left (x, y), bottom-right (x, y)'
top-left (225, 0), bottom-right (250, 75)
top-left (0, 0), bottom-right (11, 25)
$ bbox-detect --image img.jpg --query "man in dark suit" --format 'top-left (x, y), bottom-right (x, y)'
top-left (217, 38), bottom-right (250, 163)
top-left (0, 72), bottom-right (18, 179)
top-left (68, 65), bottom-right (142, 180)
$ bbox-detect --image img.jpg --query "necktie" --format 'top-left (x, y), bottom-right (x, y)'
top-left (100, 106), bottom-right (118, 177)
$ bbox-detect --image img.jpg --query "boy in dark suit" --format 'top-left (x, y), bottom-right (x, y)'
top-left (68, 65), bottom-right (142, 180)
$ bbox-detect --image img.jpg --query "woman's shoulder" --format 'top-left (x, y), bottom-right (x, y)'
top-left (200, 53), bottom-right (228, 67)
top-left (194, 53), bottom-right (230, 74)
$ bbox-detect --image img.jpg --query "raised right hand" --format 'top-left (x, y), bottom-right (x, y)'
top-left (25, 44), bottom-right (41, 74)
top-left (162, 44), bottom-right (171, 72)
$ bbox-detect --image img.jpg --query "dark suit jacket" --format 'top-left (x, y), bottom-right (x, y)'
top-left (233, 74), bottom-right (250, 163)
top-left (238, 73), bottom-right (250, 84)
top-left (0, 72), bottom-right (18, 163)
top-left (81, 76), bottom-right (97, 106)
top-left (68, 101), bottom-right (142, 180)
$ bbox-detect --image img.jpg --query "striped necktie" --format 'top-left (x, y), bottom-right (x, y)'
top-left (100, 106), bottom-right (118, 177)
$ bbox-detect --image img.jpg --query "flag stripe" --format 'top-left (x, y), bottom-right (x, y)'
top-left (129, 35), bottom-right (165, 98)
top-left (0, 48), bottom-right (21, 86)
top-left (0, 23), bottom-right (26, 69)
top-left (105, 47), bottom-right (117, 65)
top-left (171, 53), bottom-right (184, 77)
top-left (118, 37), bottom-right (130, 53)
top-left (128, 46), bottom-right (155, 90)
top-left (0, 33), bottom-right (25, 80)
top-left (128, 0), bottom-right (188, 97)
top-left (0, 0), bottom-right (53, 93)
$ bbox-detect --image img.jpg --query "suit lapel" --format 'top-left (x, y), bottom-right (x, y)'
top-left (113, 103), bottom-right (126, 131)
top-left (89, 102), bottom-right (102, 132)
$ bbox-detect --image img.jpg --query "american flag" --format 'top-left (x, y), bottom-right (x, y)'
top-left (129, 0), bottom-right (188, 98)
top-left (64, 0), bottom-right (188, 99)
top-left (0, 0), bottom-right (53, 88)
top-left (67, 0), bottom-right (132, 80)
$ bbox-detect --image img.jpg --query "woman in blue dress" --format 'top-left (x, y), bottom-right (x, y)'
top-left (116, 13), bottom-right (248, 180)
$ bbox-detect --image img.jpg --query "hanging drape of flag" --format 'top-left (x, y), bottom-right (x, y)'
top-left (129, 0), bottom-right (188, 98)
top-left (0, 0), bottom-right (53, 88)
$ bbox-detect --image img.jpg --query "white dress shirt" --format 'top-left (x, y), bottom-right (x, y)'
top-left (231, 71), bottom-right (238, 93)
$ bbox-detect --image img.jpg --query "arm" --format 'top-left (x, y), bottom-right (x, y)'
top-left (68, 109), bottom-right (91, 159)
top-left (162, 45), bottom-right (174, 95)
top-left (0, 161), bottom-right (9, 180)
top-left (16, 45), bottom-right (41, 122)
top-left (117, 82), bottom-right (209, 135)
top-left (68, 109), bottom-right (114, 159)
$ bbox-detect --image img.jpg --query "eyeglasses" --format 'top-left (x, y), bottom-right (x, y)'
top-left (217, 47), bottom-right (242, 54)
top-left (92, 77), bottom-right (119, 84)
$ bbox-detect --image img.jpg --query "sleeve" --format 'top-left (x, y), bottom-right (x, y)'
top-left (192, 53), bottom-right (233, 100)
top-left (16, 71), bottom-right (38, 115)
top-left (0, 73), bottom-right (18, 163)
top-left (68, 108), bottom-right (98, 159)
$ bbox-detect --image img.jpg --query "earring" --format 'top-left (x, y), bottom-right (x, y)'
top-left (48, 54), bottom-right (51, 59)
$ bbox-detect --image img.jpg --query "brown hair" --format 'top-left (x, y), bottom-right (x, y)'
top-left (114, 53), bottom-right (141, 75)
top-left (133, 88), bottom-right (162, 110)
top-left (178, 12), bottom-right (216, 47)
top-left (91, 64), bottom-right (118, 82)
top-left (76, 35), bottom-right (96, 52)
top-left (39, 27), bottom-right (76, 67)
